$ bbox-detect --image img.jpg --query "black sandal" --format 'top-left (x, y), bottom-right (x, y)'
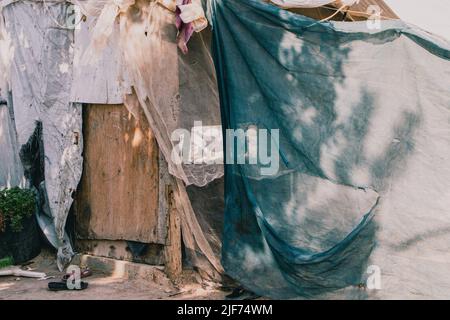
top-left (48, 281), bottom-right (89, 291)
top-left (226, 286), bottom-right (261, 300)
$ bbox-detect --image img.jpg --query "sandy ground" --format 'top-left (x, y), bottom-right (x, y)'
top-left (0, 250), bottom-right (230, 300)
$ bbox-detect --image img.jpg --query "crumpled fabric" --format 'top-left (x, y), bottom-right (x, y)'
top-left (176, 0), bottom-right (195, 54)
top-left (176, 0), bottom-right (208, 53)
top-left (212, 0), bottom-right (450, 299)
top-left (178, 0), bottom-right (207, 27)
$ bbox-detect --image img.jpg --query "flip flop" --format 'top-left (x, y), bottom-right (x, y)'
top-left (226, 287), bottom-right (246, 299)
top-left (226, 286), bottom-right (261, 300)
top-left (62, 268), bottom-right (92, 281)
top-left (48, 281), bottom-right (89, 291)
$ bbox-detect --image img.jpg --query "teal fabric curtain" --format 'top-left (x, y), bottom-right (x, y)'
top-left (210, 0), bottom-right (450, 298)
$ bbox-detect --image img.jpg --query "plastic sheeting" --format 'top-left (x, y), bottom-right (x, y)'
top-left (116, 0), bottom-right (224, 276)
top-left (0, 5), bottom-right (22, 189)
top-left (70, 0), bottom-right (224, 277)
top-left (1, 1), bottom-right (83, 270)
top-left (1, 0), bottom-right (224, 277)
top-left (0, 11), bottom-right (11, 97)
top-left (0, 98), bottom-right (25, 189)
top-left (117, 0), bottom-right (223, 187)
top-left (74, 0), bottom-right (223, 188)
top-left (211, 0), bottom-right (450, 298)
top-left (70, 14), bottom-right (124, 104)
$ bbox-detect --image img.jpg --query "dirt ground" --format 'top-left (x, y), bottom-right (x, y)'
top-left (0, 250), bottom-right (230, 300)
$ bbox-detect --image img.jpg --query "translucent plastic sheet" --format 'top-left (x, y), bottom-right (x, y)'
top-left (75, 0), bottom-right (223, 187)
top-left (119, 1), bottom-right (222, 187)
top-left (73, 0), bottom-right (224, 277)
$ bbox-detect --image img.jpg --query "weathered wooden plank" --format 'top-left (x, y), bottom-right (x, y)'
top-left (164, 185), bottom-right (182, 280)
top-left (75, 104), bottom-right (163, 244)
top-left (76, 239), bottom-right (164, 265)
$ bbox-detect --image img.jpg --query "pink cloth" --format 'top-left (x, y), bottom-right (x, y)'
top-left (176, 0), bottom-right (194, 54)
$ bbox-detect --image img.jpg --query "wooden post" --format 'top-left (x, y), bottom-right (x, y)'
top-left (164, 185), bottom-right (182, 281)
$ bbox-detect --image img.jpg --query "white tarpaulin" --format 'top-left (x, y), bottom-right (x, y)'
top-left (1, 0), bottom-right (83, 270)
top-left (0, 100), bottom-right (25, 189)
top-left (1, 18), bottom-right (23, 188)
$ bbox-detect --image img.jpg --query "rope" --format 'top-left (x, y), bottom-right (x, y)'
top-left (318, 4), bottom-right (347, 22)
top-left (301, 3), bottom-right (347, 28)
top-left (321, 4), bottom-right (395, 20)
top-left (270, 2), bottom-right (395, 23)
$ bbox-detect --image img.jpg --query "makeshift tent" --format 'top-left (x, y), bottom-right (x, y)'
top-left (0, 0), bottom-right (223, 276)
top-left (1, 0), bottom-right (450, 300)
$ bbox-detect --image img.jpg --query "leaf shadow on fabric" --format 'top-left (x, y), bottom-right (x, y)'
top-left (212, 0), bottom-right (424, 298)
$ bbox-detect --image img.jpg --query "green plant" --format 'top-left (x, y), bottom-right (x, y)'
top-left (0, 187), bottom-right (36, 233)
top-left (0, 256), bottom-right (14, 269)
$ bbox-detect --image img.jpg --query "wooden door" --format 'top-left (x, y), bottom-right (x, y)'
top-left (74, 104), bottom-right (165, 244)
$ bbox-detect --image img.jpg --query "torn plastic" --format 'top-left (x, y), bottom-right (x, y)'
top-left (0, 4), bottom-right (23, 189)
top-left (1, 1), bottom-right (83, 271)
top-left (75, 0), bottom-right (223, 187)
top-left (36, 182), bottom-right (73, 257)
top-left (0, 95), bottom-right (25, 189)
top-left (71, 0), bottom-right (224, 277)
top-left (1, 0), bottom-right (224, 278)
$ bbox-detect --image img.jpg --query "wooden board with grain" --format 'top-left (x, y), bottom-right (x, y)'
top-left (76, 240), bottom-right (165, 266)
top-left (75, 104), bottom-right (164, 244)
top-left (164, 185), bottom-right (182, 280)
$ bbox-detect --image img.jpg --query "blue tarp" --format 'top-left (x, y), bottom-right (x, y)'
top-left (210, 0), bottom-right (450, 298)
